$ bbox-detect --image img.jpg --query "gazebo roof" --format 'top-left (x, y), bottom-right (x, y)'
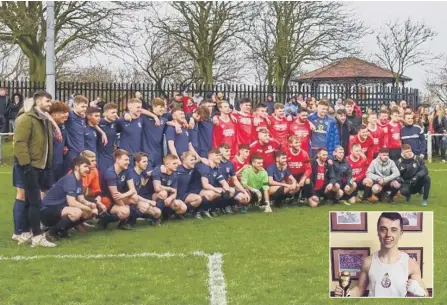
top-left (295, 57), bottom-right (412, 83)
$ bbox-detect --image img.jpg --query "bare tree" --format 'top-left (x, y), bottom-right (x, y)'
top-left (147, 1), bottom-right (256, 86)
top-left (0, 42), bottom-right (27, 79)
top-left (242, 2), bottom-right (366, 101)
top-left (0, 1), bottom-right (144, 82)
top-left (375, 18), bottom-right (438, 86)
top-left (425, 58), bottom-right (447, 104)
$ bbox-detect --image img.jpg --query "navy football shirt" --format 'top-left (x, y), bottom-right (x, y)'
top-left (267, 164), bottom-right (292, 182)
top-left (41, 173), bottom-right (83, 209)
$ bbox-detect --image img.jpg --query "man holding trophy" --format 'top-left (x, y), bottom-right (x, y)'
top-left (334, 212), bottom-right (428, 297)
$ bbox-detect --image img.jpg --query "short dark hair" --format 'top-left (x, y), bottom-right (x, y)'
top-left (239, 144), bottom-right (250, 151)
top-left (255, 103), bottom-right (267, 110)
top-left (336, 109), bottom-right (347, 116)
top-left (274, 151), bottom-right (286, 159)
top-left (250, 154), bottom-right (263, 163)
top-left (33, 91), bottom-right (52, 101)
top-left (239, 97), bottom-right (251, 105)
top-left (401, 144), bottom-right (412, 151)
top-left (377, 212), bottom-right (403, 231)
top-left (134, 152), bottom-right (149, 164)
top-left (71, 156), bottom-right (90, 170)
top-left (218, 143), bottom-right (231, 150)
top-left (379, 147), bottom-right (389, 154)
top-left (86, 107), bottom-right (101, 116)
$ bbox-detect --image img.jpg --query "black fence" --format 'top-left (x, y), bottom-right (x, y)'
top-left (0, 80), bottom-right (419, 113)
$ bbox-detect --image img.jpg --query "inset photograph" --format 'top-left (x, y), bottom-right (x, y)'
top-left (329, 211), bottom-right (433, 298)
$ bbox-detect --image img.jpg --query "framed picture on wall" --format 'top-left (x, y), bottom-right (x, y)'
top-left (331, 247), bottom-right (370, 281)
top-left (330, 212), bottom-right (367, 232)
top-left (399, 247), bottom-right (424, 277)
top-left (399, 212), bottom-right (423, 231)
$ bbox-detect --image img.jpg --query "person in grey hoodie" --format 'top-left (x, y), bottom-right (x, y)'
top-left (363, 147), bottom-right (401, 203)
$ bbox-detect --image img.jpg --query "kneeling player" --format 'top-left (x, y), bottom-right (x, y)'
top-left (346, 144), bottom-right (368, 203)
top-left (176, 152), bottom-right (203, 219)
top-left (286, 136), bottom-right (318, 206)
top-left (40, 156), bottom-right (98, 244)
top-left (151, 154), bottom-right (187, 219)
top-left (241, 154), bottom-right (272, 212)
top-left (267, 151), bottom-right (299, 205)
top-left (310, 148), bottom-right (334, 207)
top-left (330, 146), bottom-right (356, 205)
top-left (364, 148), bottom-right (401, 203)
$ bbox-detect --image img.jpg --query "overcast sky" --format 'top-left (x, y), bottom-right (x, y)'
top-left (82, 1), bottom-right (447, 92)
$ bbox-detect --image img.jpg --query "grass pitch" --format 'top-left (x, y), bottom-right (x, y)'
top-left (0, 142), bottom-right (445, 305)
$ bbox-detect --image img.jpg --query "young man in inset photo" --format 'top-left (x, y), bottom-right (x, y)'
top-left (334, 212), bottom-right (429, 298)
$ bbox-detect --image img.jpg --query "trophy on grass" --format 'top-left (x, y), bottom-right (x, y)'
top-left (338, 271), bottom-right (352, 297)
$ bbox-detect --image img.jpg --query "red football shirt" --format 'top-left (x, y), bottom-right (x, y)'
top-left (233, 111), bottom-right (254, 146)
top-left (288, 119), bottom-right (312, 152)
top-left (314, 162), bottom-right (326, 191)
top-left (377, 120), bottom-right (389, 148)
top-left (367, 125), bottom-right (384, 154)
top-left (348, 135), bottom-right (375, 162)
top-left (269, 115), bottom-right (289, 148)
top-left (213, 116), bottom-right (237, 157)
top-left (346, 155), bottom-right (367, 183)
top-left (387, 122), bottom-right (402, 149)
top-left (249, 139), bottom-right (281, 169)
top-left (286, 148), bottom-right (312, 179)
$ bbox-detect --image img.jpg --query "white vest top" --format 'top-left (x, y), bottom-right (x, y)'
top-left (368, 251), bottom-right (409, 297)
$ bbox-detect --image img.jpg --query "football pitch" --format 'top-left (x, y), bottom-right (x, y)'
top-left (0, 143), bottom-right (446, 305)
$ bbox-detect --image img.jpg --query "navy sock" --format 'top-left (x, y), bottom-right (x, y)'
top-left (199, 199), bottom-right (209, 212)
top-left (13, 199), bottom-right (26, 235)
top-left (49, 216), bottom-right (73, 236)
top-left (128, 205), bottom-right (138, 225)
top-left (186, 203), bottom-right (195, 213)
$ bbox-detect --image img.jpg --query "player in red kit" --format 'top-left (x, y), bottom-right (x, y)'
top-left (252, 103), bottom-right (270, 138)
top-left (213, 100), bottom-right (237, 158)
top-left (310, 148), bottom-right (335, 207)
top-left (377, 109), bottom-right (390, 148)
top-left (269, 103), bottom-right (290, 148)
top-left (232, 97), bottom-right (254, 146)
top-left (349, 124), bottom-right (374, 162)
top-left (387, 108), bottom-right (403, 162)
top-left (249, 128), bottom-right (281, 169)
top-left (346, 143), bottom-right (368, 203)
top-left (288, 108), bottom-right (312, 152)
top-left (367, 112), bottom-right (384, 158)
top-left (286, 136), bottom-right (319, 207)
top-left (231, 144), bottom-right (251, 182)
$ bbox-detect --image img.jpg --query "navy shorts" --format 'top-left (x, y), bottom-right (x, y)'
top-left (178, 189), bottom-right (201, 202)
top-left (13, 163), bottom-right (24, 188)
top-left (40, 204), bottom-right (66, 227)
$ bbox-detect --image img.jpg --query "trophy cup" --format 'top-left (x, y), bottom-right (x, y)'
top-left (338, 271), bottom-right (352, 297)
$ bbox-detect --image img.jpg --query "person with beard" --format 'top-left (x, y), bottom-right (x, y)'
top-left (396, 144), bottom-right (430, 206)
top-left (335, 109), bottom-right (356, 153)
top-left (344, 99), bottom-right (362, 134)
top-left (249, 128), bottom-right (281, 169)
top-left (334, 212), bottom-right (428, 297)
top-left (364, 148), bottom-right (401, 203)
top-left (288, 108), bottom-right (313, 153)
top-left (267, 151), bottom-right (299, 205)
top-left (401, 113), bottom-right (426, 159)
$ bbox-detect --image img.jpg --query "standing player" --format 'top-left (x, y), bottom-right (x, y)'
top-left (151, 154), bottom-right (187, 219)
top-left (252, 103), bottom-right (270, 134)
top-left (97, 103), bottom-right (119, 174)
top-left (116, 98), bottom-right (143, 164)
top-left (334, 212), bottom-right (428, 297)
top-left (377, 109), bottom-right (390, 148)
top-left (84, 107), bottom-right (101, 154)
top-left (267, 151), bottom-right (299, 205)
top-left (364, 148), bottom-right (401, 203)
top-left (213, 101), bottom-right (237, 157)
top-left (346, 144), bottom-right (368, 203)
top-left (249, 128), bottom-right (281, 169)
top-left (308, 100), bottom-right (339, 158)
top-left (310, 148), bottom-right (335, 206)
top-left (286, 136), bottom-right (318, 206)
top-left (197, 100), bottom-right (215, 158)
top-left (41, 156), bottom-right (98, 242)
top-left (166, 108), bottom-right (199, 159)
top-left (241, 154), bottom-right (272, 212)
top-left (288, 109), bottom-right (313, 153)
top-left (344, 99), bottom-right (362, 134)
top-left (65, 95), bottom-right (88, 169)
top-left (387, 109), bottom-right (403, 162)
top-left (349, 124), bottom-right (375, 162)
top-left (232, 98), bottom-right (254, 145)
top-left (49, 101), bottom-right (70, 184)
top-left (367, 112), bottom-right (385, 158)
top-left (269, 103), bottom-right (290, 148)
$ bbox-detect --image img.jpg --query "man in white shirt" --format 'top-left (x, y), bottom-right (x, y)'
top-left (334, 212), bottom-right (429, 298)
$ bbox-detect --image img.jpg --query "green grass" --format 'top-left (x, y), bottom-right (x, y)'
top-left (0, 142), bottom-right (445, 304)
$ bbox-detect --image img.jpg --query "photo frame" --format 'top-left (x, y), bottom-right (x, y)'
top-left (399, 212), bottom-right (423, 231)
top-left (331, 247), bottom-right (370, 281)
top-left (330, 212), bottom-right (368, 232)
top-left (399, 247), bottom-right (423, 277)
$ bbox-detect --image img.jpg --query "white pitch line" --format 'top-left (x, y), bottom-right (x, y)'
top-left (0, 251), bottom-right (228, 305)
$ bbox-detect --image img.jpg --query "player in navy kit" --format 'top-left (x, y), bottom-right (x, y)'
top-left (166, 108), bottom-right (199, 159)
top-left (267, 151), bottom-right (299, 205)
top-left (84, 106), bottom-right (101, 154)
top-left (176, 151), bottom-right (203, 219)
top-left (41, 156), bottom-right (98, 243)
top-left (97, 103), bottom-right (119, 174)
top-left (116, 98), bottom-right (143, 164)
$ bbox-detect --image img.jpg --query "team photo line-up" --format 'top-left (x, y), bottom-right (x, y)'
top-left (12, 91), bottom-right (431, 248)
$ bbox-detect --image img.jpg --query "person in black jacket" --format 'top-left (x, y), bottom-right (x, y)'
top-left (0, 88), bottom-right (11, 133)
top-left (345, 99), bottom-right (362, 134)
top-left (396, 144), bottom-right (430, 206)
top-left (401, 112), bottom-right (426, 158)
top-left (310, 148), bottom-right (335, 203)
top-left (329, 146), bottom-right (355, 205)
top-left (335, 109), bottom-right (356, 153)
top-left (8, 93), bottom-right (23, 131)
